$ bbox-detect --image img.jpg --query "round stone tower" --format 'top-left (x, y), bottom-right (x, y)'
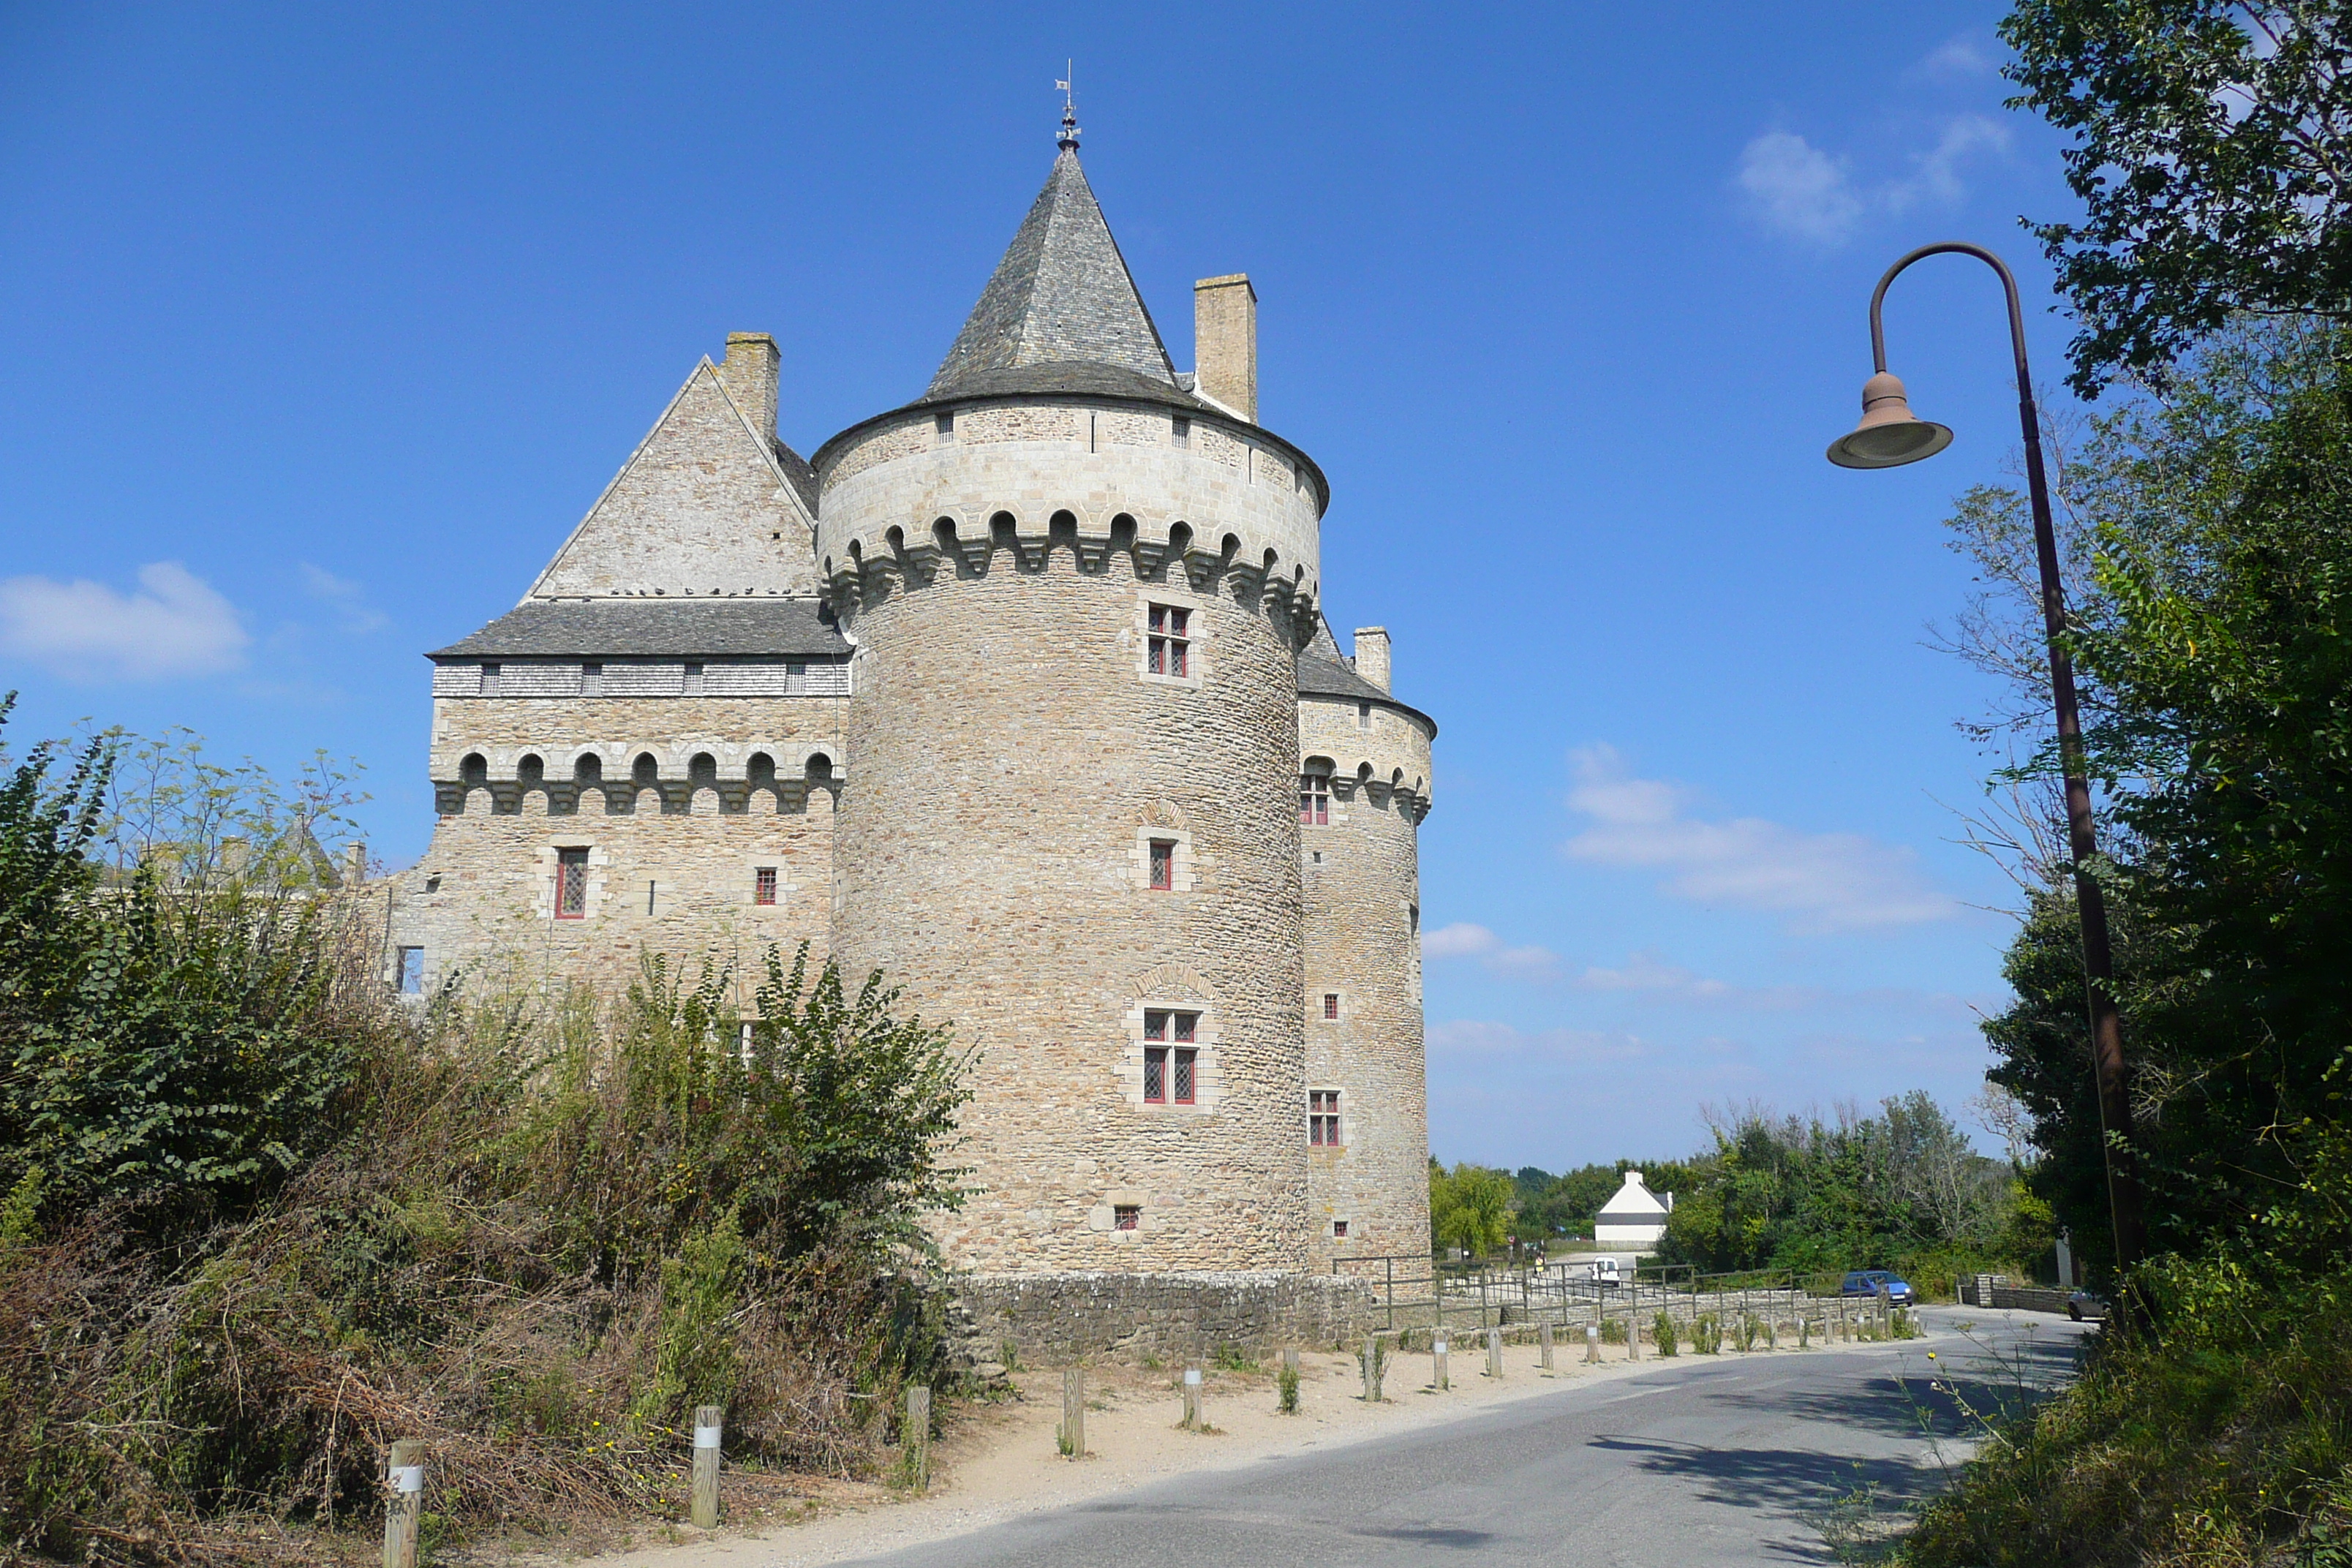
top-left (1297, 625), bottom-right (1435, 1267)
top-left (810, 140), bottom-right (1329, 1272)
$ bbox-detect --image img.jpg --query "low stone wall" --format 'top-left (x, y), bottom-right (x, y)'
top-left (953, 1270), bottom-right (1376, 1363)
top-left (1959, 1275), bottom-right (2074, 1313)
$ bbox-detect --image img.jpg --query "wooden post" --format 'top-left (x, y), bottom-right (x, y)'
top-left (1585, 1323), bottom-right (1602, 1364)
top-left (1362, 1335), bottom-right (1383, 1402)
top-left (1182, 1365), bottom-right (1202, 1430)
top-left (690, 1405), bottom-right (723, 1528)
top-left (383, 1439), bottom-right (423, 1568)
top-left (1539, 1321), bottom-right (1555, 1371)
top-left (1433, 1335), bottom-right (1449, 1390)
top-left (1627, 1315), bottom-right (1640, 1361)
top-left (1486, 1326), bottom-right (1504, 1379)
top-left (1061, 1368), bottom-right (1085, 1459)
top-left (905, 1385), bottom-right (932, 1492)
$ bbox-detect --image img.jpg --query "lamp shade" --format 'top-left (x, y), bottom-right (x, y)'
top-left (1827, 371), bottom-right (1953, 469)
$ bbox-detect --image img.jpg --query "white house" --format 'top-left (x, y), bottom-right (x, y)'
top-left (1594, 1169), bottom-right (1675, 1250)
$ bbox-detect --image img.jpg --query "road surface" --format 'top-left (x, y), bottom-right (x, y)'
top-left (839, 1308), bottom-right (2087, 1567)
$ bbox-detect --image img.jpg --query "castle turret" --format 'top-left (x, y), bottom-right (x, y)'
top-left (813, 140), bottom-right (1329, 1272)
top-left (1298, 621), bottom-right (1434, 1263)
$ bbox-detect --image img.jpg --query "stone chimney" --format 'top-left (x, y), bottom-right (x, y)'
top-left (1353, 627), bottom-right (1391, 693)
top-left (1193, 275), bottom-right (1257, 422)
top-left (343, 841), bottom-right (368, 887)
top-left (717, 331), bottom-right (779, 442)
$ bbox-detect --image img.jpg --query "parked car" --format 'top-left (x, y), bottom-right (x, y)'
top-left (2067, 1289), bottom-right (2109, 1322)
top-left (1840, 1269), bottom-right (1915, 1306)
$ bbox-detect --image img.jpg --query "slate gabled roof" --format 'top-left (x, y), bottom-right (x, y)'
top-left (429, 598), bottom-right (850, 660)
top-left (1297, 615), bottom-right (1438, 735)
top-left (928, 148), bottom-right (1178, 399)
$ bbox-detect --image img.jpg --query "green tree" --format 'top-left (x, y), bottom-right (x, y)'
top-left (1954, 323), bottom-right (2352, 1267)
top-left (2002, 0), bottom-right (2352, 391)
top-left (1428, 1163), bottom-right (1513, 1256)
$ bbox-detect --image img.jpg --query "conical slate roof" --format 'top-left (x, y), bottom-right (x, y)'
top-left (928, 148), bottom-right (1178, 399)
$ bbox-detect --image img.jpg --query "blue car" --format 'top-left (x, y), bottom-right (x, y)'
top-left (1840, 1269), bottom-right (1915, 1306)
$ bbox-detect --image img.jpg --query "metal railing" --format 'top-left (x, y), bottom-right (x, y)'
top-left (1332, 1256), bottom-right (1889, 1336)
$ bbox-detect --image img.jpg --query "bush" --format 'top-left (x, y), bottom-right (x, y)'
top-left (0, 720), bottom-right (979, 1561)
top-left (1904, 1259), bottom-right (2352, 1567)
top-left (1654, 1311), bottom-right (1678, 1357)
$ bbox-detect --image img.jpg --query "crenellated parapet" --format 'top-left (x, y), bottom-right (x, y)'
top-left (811, 398), bottom-right (1327, 632)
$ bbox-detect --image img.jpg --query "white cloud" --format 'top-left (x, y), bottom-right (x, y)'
top-left (1890, 114), bottom-right (2013, 210)
top-left (1422, 922), bottom-right (1500, 959)
top-left (1737, 113), bottom-right (2012, 246)
top-left (1912, 34), bottom-right (1997, 80)
top-left (1561, 745), bottom-right (1958, 932)
top-left (1420, 921), bottom-right (1561, 982)
top-left (1736, 132), bottom-right (1864, 245)
top-left (299, 562), bottom-right (390, 634)
top-left (0, 561), bottom-right (249, 682)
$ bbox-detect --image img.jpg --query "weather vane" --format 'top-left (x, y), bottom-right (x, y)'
top-left (1056, 61), bottom-right (1080, 150)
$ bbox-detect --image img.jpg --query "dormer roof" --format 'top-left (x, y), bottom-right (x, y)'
top-left (927, 148), bottom-right (1180, 402)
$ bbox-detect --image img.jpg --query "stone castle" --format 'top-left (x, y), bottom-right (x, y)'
top-left (386, 119), bottom-right (1435, 1315)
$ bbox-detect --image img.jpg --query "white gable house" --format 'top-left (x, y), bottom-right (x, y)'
top-left (1595, 1169), bottom-right (1675, 1250)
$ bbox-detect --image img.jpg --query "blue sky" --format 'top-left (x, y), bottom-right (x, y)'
top-left (0, 4), bottom-right (2083, 1169)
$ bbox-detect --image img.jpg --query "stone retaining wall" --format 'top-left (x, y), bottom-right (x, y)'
top-left (954, 1270), bottom-right (1376, 1362)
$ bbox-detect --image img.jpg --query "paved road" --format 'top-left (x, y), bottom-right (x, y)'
top-left (844, 1308), bottom-right (2088, 1567)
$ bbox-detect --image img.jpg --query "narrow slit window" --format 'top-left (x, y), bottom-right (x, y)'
top-left (1147, 604), bottom-right (1191, 676)
top-left (1299, 774), bottom-right (1330, 826)
top-left (1323, 992), bottom-right (1340, 1020)
top-left (1149, 838), bottom-right (1175, 891)
top-left (934, 410), bottom-right (955, 443)
top-left (555, 848), bottom-right (588, 919)
top-left (1357, 701), bottom-right (1372, 731)
top-left (1310, 1090), bottom-right (1342, 1146)
top-left (396, 946), bottom-right (424, 995)
top-left (1171, 415), bottom-right (1191, 448)
top-left (753, 866), bottom-right (778, 905)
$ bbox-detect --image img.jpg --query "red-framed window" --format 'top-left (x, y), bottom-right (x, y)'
top-left (1144, 1010), bottom-right (1199, 1104)
top-left (1299, 773), bottom-right (1330, 825)
top-left (555, 847), bottom-right (588, 919)
top-left (1115, 1205), bottom-right (1141, 1231)
top-left (1310, 1089), bottom-right (1342, 1146)
top-left (1323, 992), bottom-right (1341, 1020)
top-left (1147, 604), bottom-right (1191, 676)
top-left (1334, 1219), bottom-right (1350, 1238)
top-left (1149, 839), bottom-right (1175, 891)
top-left (753, 866), bottom-right (778, 905)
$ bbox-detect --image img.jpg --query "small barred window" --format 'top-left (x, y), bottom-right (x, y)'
top-left (1147, 604), bottom-right (1191, 676)
top-left (754, 866), bottom-right (777, 905)
top-left (1149, 839), bottom-right (1175, 891)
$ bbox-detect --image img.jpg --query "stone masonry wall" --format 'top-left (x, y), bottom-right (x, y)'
top-left (1300, 690), bottom-right (1433, 1270)
top-left (957, 1271), bottom-right (1375, 1361)
top-left (388, 692), bottom-right (844, 1002)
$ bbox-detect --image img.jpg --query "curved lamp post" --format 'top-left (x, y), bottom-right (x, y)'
top-left (1828, 241), bottom-right (2148, 1278)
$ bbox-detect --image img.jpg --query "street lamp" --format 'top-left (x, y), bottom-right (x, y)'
top-left (1827, 241), bottom-right (2149, 1278)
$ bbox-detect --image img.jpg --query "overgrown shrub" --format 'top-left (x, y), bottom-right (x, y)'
top-left (0, 709), bottom-right (978, 1564)
top-left (1904, 1259), bottom-right (2352, 1566)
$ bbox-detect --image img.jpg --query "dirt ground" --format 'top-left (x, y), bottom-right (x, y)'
top-left (511, 1330), bottom-right (1878, 1568)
